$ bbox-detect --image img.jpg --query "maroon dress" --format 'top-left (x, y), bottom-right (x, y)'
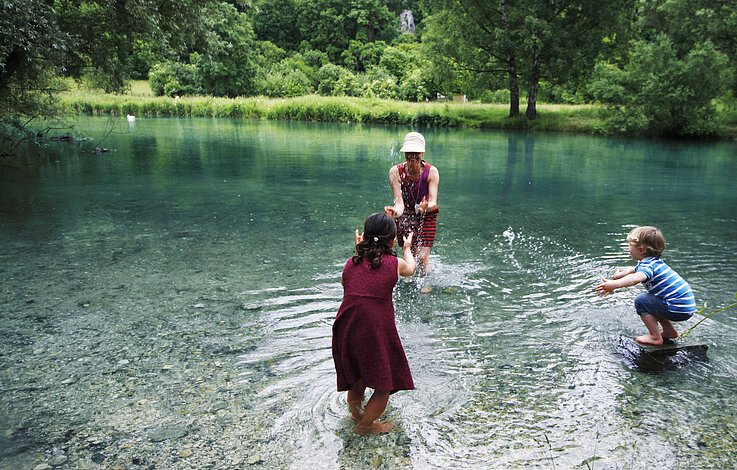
top-left (332, 255), bottom-right (415, 393)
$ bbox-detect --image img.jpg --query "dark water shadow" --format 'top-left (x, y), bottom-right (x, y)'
top-left (616, 336), bottom-right (709, 373)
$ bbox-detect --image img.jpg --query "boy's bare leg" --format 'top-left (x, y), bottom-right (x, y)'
top-left (354, 390), bottom-right (392, 435)
top-left (347, 379), bottom-right (366, 422)
top-left (635, 314), bottom-right (664, 346)
top-left (656, 317), bottom-right (679, 339)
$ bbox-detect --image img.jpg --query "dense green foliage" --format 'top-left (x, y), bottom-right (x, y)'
top-left (3, 0), bottom-right (737, 149)
top-left (590, 36), bottom-right (732, 136)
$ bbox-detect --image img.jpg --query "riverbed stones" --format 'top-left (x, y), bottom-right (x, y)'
top-left (148, 425), bottom-right (188, 442)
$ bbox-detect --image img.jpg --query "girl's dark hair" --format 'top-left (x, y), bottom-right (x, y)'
top-left (352, 212), bottom-right (397, 268)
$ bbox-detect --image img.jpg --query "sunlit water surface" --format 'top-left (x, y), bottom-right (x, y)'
top-left (1, 117), bottom-right (736, 469)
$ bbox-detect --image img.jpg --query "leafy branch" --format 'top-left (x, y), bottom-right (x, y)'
top-left (680, 293), bottom-right (737, 339)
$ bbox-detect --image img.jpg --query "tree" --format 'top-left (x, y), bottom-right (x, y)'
top-left (422, 1), bottom-right (524, 116)
top-left (296, 0), bottom-right (398, 62)
top-left (253, 0), bottom-right (302, 51)
top-left (342, 40), bottom-right (387, 72)
top-left (195, 2), bottom-right (259, 97)
top-left (589, 35), bottom-right (732, 136)
top-left (347, 0), bottom-right (396, 43)
top-left (636, 0), bottom-right (737, 93)
top-left (423, 0), bottom-right (634, 118)
top-left (1, 0), bottom-right (66, 150)
top-left (297, 0), bottom-right (351, 61)
top-left (53, 0), bottom-right (221, 93)
top-left (2, 1), bottom-right (231, 138)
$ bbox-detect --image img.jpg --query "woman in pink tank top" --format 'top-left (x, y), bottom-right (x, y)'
top-left (384, 132), bottom-right (440, 274)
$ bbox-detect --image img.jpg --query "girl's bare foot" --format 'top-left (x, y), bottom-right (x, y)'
top-left (348, 401), bottom-right (363, 423)
top-left (635, 334), bottom-right (663, 346)
top-left (354, 420), bottom-right (393, 435)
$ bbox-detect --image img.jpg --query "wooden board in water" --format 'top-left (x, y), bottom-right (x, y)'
top-left (619, 336), bottom-right (708, 356)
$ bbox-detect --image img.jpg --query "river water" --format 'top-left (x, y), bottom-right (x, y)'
top-left (1, 117), bottom-right (736, 469)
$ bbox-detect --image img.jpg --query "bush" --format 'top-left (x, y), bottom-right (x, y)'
top-left (398, 68), bottom-right (431, 102)
top-left (258, 67), bottom-right (313, 97)
top-left (477, 89), bottom-right (511, 104)
top-left (317, 64), bottom-right (357, 96)
top-left (148, 61), bottom-right (200, 97)
top-left (358, 67), bottom-right (398, 100)
top-left (589, 35), bottom-right (732, 137)
top-left (538, 82), bottom-right (586, 104)
top-left (341, 40), bottom-right (387, 72)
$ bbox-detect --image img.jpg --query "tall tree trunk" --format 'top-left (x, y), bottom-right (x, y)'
top-left (508, 55), bottom-right (520, 117)
top-left (501, 0), bottom-right (519, 117)
top-left (526, 48), bottom-right (541, 120)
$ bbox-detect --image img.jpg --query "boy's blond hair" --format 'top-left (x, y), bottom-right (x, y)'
top-left (627, 226), bottom-right (666, 257)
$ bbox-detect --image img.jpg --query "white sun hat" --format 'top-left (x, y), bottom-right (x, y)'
top-left (400, 132), bottom-right (426, 153)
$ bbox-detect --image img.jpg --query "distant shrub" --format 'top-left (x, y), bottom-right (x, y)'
top-left (317, 64), bottom-right (357, 96)
top-left (398, 69), bottom-right (432, 102)
top-left (148, 61), bottom-right (200, 97)
top-left (358, 68), bottom-right (398, 100)
top-left (258, 66), bottom-right (313, 97)
top-left (478, 89), bottom-right (510, 104)
top-left (195, 2), bottom-right (258, 97)
top-left (538, 82), bottom-right (586, 104)
top-left (379, 44), bottom-right (426, 82)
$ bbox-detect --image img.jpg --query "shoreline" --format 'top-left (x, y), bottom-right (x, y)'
top-left (56, 86), bottom-right (737, 140)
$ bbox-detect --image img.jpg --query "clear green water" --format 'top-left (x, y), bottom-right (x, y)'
top-left (1, 117), bottom-right (736, 469)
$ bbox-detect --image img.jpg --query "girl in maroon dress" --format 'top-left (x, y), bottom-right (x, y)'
top-left (332, 213), bottom-right (416, 435)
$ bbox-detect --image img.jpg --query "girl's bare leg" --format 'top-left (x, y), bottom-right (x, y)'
top-left (354, 390), bottom-right (392, 435)
top-left (635, 314), bottom-right (664, 346)
top-left (347, 379), bottom-right (366, 422)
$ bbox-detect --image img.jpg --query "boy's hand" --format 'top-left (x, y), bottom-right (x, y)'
top-left (595, 280), bottom-right (614, 296)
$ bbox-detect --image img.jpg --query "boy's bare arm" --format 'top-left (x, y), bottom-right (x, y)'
top-left (595, 271), bottom-right (647, 295)
top-left (611, 266), bottom-right (636, 280)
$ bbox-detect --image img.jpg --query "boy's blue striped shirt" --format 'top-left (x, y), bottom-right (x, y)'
top-left (635, 257), bottom-right (696, 314)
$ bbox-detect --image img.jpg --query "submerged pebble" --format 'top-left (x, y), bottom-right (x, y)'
top-left (148, 426), bottom-right (188, 443)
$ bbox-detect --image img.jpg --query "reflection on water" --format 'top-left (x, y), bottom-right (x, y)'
top-left (1, 118), bottom-right (737, 469)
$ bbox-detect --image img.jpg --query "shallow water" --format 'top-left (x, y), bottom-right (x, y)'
top-left (1, 117), bottom-right (736, 469)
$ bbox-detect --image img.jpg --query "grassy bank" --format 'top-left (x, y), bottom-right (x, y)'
top-left (60, 80), bottom-right (737, 137)
top-left (59, 81), bottom-right (604, 134)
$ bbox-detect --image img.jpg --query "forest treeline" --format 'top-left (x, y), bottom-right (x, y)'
top-left (1, 0), bottom-right (736, 146)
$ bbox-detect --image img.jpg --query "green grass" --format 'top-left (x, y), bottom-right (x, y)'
top-left (57, 80), bottom-right (730, 138)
